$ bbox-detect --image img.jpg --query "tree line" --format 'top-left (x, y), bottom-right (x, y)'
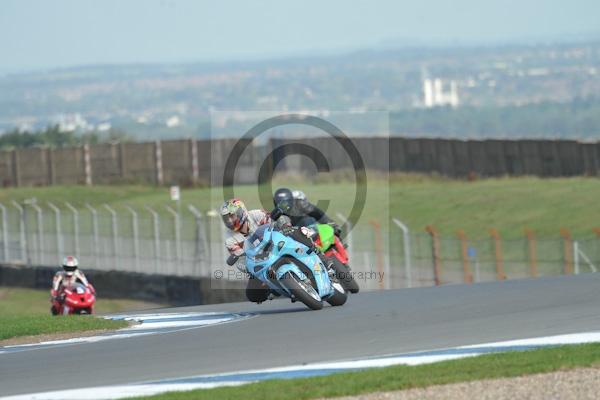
top-left (390, 97), bottom-right (600, 139)
top-left (2, 97), bottom-right (598, 148)
top-left (0, 125), bottom-right (130, 150)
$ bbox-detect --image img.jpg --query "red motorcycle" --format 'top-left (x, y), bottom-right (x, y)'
top-left (313, 223), bottom-right (360, 293)
top-left (51, 283), bottom-right (96, 315)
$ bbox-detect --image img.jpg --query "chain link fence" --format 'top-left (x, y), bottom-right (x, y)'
top-left (389, 221), bottom-right (600, 288)
top-left (0, 202), bottom-right (215, 277)
top-left (0, 202), bottom-right (597, 290)
top-left (0, 202), bottom-right (390, 291)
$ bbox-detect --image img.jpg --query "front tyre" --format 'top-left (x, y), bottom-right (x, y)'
top-left (281, 272), bottom-right (323, 310)
top-left (326, 280), bottom-right (347, 306)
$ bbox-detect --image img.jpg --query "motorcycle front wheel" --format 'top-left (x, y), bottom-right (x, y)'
top-left (326, 279), bottom-right (347, 306)
top-left (281, 271), bottom-right (323, 310)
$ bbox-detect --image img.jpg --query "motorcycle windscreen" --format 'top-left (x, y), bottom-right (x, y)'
top-left (245, 225), bottom-right (270, 254)
top-left (64, 282), bottom-right (87, 294)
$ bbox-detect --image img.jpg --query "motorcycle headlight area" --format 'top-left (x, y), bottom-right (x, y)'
top-left (251, 241), bottom-right (273, 261)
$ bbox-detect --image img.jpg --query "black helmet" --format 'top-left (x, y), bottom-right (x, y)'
top-left (273, 188), bottom-right (294, 213)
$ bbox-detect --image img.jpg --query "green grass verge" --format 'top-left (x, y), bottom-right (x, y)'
top-left (0, 286), bottom-right (162, 341)
top-left (0, 286), bottom-right (163, 316)
top-left (0, 175), bottom-right (598, 239)
top-left (0, 314), bottom-right (128, 341)
top-left (138, 343), bottom-right (600, 400)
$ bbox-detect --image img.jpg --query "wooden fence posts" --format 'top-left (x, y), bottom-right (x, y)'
top-left (456, 230), bottom-right (473, 284)
top-left (560, 228), bottom-right (574, 275)
top-left (413, 227), bottom-right (595, 286)
top-left (489, 229), bottom-right (506, 280)
top-left (425, 225), bottom-right (442, 286)
top-left (525, 229), bottom-right (538, 278)
top-left (83, 144), bottom-right (92, 186)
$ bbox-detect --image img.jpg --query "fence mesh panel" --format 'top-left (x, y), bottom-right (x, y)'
top-left (0, 203), bottom-right (598, 288)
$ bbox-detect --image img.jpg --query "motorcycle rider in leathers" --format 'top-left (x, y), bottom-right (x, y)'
top-left (50, 256), bottom-right (95, 315)
top-left (270, 188), bottom-right (342, 236)
top-left (221, 199), bottom-right (273, 303)
top-left (220, 198), bottom-right (327, 304)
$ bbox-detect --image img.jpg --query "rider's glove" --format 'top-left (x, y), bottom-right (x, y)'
top-left (236, 258), bottom-right (248, 274)
top-left (270, 207), bottom-right (284, 221)
top-left (299, 226), bottom-right (316, 240)
top-left (280, 225), bottom-right (295, 236)
top-left (329, 222), bottom-right (342, 237)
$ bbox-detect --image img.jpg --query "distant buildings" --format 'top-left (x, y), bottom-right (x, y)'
top-left (96, 122), bottom-right (112, 132)
top-left (54, 113), bottom-right (93, 132)
top-left (53, 113), bottom-right (111, 132)
top-left (166, 115), bottom-right (182, 128)
top-left (422, 78), bottom-right (459, 108)
top-left (2, 41), bottom-right (598, 137)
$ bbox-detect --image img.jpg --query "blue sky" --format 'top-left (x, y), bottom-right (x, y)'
top-left (1, 0), bottom-right (599, 72)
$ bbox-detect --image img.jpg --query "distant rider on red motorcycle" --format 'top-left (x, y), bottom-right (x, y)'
top-left (51, 256), bottom-right (95, 315)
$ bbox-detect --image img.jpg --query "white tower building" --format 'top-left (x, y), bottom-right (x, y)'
top-left (422, 78), bottom-right (459, 108)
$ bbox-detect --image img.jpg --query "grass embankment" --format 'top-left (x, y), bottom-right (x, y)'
top-left (0, 314), bottom-right (128, 341)
top-left (0, 287), bottom-right (161, 342)
top-left (0, 175), bottom-right (598, 239)
top-left (139, 343), bottom-right (600, 400)
top-left (391, 175), bottom-right (600, 239)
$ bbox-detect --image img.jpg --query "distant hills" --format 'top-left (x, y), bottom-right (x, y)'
top-left (1, 41), bottom-right (599, 140)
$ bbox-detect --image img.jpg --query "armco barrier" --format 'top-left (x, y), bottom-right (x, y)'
top-left (0, 264), bottom-right (246, 306)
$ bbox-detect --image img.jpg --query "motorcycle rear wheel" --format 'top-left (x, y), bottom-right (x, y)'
top-left (330, 258), bottom-right (360, 293)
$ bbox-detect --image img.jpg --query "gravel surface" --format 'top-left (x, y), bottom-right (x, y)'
top-left (325, 368), bottom-right (600, 400)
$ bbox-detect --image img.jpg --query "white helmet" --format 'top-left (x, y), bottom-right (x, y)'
top-left (292, 190), bottom-right (306, 201)
top-left (62, 256), bottom-right (79, 276)
top-left (292, 190), bottom-right (309, 209)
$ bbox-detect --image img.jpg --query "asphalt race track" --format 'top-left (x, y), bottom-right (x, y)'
top-left (1, 273), bottom-right (600, 397)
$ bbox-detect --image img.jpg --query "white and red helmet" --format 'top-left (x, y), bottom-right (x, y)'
top-left (62, 256), bottom-right (79, 276)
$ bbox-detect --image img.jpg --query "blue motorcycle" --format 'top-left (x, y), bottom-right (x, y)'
top-left (235, 224), bottom-right (347, 310)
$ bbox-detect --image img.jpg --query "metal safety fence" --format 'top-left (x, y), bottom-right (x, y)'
top-left (0, 201), bottom-right (215, 277)
top-left (389, 220), bottom-right (600, 288)
top-left (0, 202), bottom-right (390, 290)
top-left (0, 202), bottom-right (597, 290)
